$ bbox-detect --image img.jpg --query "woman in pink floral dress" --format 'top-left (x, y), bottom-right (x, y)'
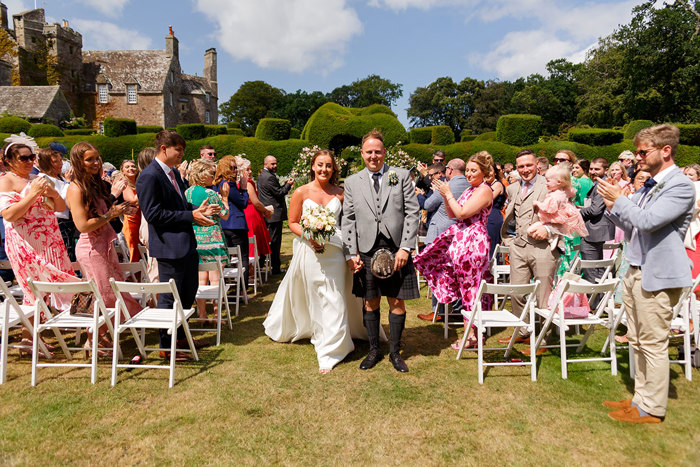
top-left (0, 140), bottom-right (78, 354)
top-left (414, 151), bottom-right (494, 349)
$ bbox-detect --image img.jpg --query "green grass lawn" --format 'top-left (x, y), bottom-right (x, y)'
top-left (1, 230), bottom-right (699, 465)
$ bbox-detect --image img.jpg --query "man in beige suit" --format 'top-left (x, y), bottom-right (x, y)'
top-left (499, 150), bottom-right (559, 352)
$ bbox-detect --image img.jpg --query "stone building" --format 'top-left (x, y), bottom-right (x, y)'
top-left (0, 85), bottom-right (72, 124)
top-left (0, 3), bottom-right (217, 129)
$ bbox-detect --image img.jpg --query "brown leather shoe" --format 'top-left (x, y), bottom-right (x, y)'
top-left (497, 335), bottom-right (530, 344)
top-left (520, 347), bottom-right (547, 356)
top-left (603, 399), bottom-right (632, 410)
top-left (608, 406), bottom-right (662, 424)
top-left (160, 350), bottom-right (193, 362)
top-left (417, 312), bottom-right (442, 322)
top-left (177, 338), bottom-right (210, 349)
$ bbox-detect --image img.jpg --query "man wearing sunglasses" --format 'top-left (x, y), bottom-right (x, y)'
top-left (598, 124), bottom-right (694, 424)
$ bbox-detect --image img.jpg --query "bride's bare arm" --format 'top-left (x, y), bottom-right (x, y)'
top-left (287, 186), bottom-right (305, 237)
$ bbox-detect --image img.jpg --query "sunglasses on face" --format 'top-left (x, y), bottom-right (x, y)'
top-left (554, 157), bottom-right (569, 163)
top-left (17, 154), bottom-right (36, 162)
top-left (635, 148), bottom-right (659, 158)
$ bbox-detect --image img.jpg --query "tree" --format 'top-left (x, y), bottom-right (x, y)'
top-left (277, 90), bottom-right (328, 130)
top-left (219, 80), bottom-right (285, 135)
top-left (327, 74), bottom-right (403, 108)
top-left (467, 80), bottom-right (522, 134)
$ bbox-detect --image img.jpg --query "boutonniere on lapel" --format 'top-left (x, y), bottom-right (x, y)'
top-left (649, 181), bottom-right (666, 201)
top-left (387, 170), bottom-right (399, 186)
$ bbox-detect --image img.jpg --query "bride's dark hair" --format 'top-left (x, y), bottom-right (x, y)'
top-left (308, 149), bottom-right (339, 186)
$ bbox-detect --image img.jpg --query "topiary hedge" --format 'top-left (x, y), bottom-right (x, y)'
top-left (496, 114), bottom-right (542, 146)
top-left (460, 129), bottom-right (472, 138)
top-left (474, 131), bottom-right (497, 141)
top-left (301, 102), bottom-right (407, 148)
top-left (255, 118), bottom-right (291, 141)
top-left (227, 128), bottom-right (244, 136)
top-left (568, 128), bottom-right (624, 146)
top-left (103, 118), bottom-right (137, 137)
top-left (676, 124), bottom-right (700, 147)
top-left (176, 124), bottom-right (205, 140)
top-left (64, 128), bottom-right (96, 135)
top-left (0, 116), bottom-right (31, 134)
top-left (289, 128), bottom-right (301, 139)
top-left (623, 120), bottom-right (654, 139)
top-left (205, 125), bottom-right (227, 137)
top-left (409, 127), bottom-right (432, 144)
top-left (461, 134), bottom-right (477, 142)
top-left (137, 125), bottom-right (163, 134)
top-left (431, 125), bottom-right (455, 145)
top-left (28, 123), bottom-right (63, 137)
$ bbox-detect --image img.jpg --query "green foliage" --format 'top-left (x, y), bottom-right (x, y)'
top-left (461, 134), bottom-right (477, 142)
top-left (255, 118), bottom-right (291, 141)
top-left (301, 102), bottom-right (407, 151)
top-left (103, 118), bottom-right (137, 137)
top-left (474, 131), bottom-right (497, 141)
top-left (676, 124), bottom-right (700, 147)
top-left (277, 90), bottom-right (329, 129)
top-left (0, 116), bottom-right (31, 134)
top-left (327, 74), bottom-right (403, 108)
top-left (624, 120), bottom-right (654, 139)
top-left (226, 121), bottom-right (240, 129)
top-left (28, 124), bottom-right (63, 138)
top-left (431, 125), bottom-right (455, 145)
top-left (409, 127), bottom-right (432, 144)
top-left (460, 129), bottom-right (472, 137)
top-left (176, 124), bottom-right (205, 140)
top-left (496, 114), bottom-right (542, 146)
top-left (34, 134), bottom-right (160, 167)
top-left (227, 128), bottom-right (244, 136)
top-left (218, 80), bottom-right (285, 136)
top-left (64, 129), bottom-right (95, 136)
top-left (568, 128), bottom-right (623, 146)
top-left (204, 125), bottom-right (227, 137)
top-left (289, 128), bottom-right (301, 139)
top-left (137, 125), bottom-right (164, 134)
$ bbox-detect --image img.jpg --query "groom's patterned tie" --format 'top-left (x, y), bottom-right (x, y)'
top-left (372, 172), bottom-right (381, 193)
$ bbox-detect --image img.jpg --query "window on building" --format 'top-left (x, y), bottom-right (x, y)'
top-left (69, 46), bottom-right (73, 54)
top-left (97, 84), bottom-right (108, 103)
top-left (98, 122), bottom-right (104, 134)
top-left (205, 93), bottom-right (210, 103)
top-left (70, 69), bottom-right (75, 78)
top-left (170, 70), bottom-right (174, 83)
top-left (31, 36), bottom-right (36, 43)
top-left (205, 111), bottom-right (210, 124)
top-left (127, 84), bottom-right (137, 104)
top-left (169, 91), bottom-right (174, 106)
top-left (181, 104), bottom-right (186, 111)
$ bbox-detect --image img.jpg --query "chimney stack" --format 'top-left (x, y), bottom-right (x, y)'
top-left (165, 25), bottom-right (179, 59)
top-left (62, 19), bottom-right (69, 28)
top-left (1, 3), bottom-right (8, 30)
top-left (204, 48), bottom-right (217, 96)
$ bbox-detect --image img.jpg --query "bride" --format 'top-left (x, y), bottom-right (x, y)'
top-left (263, 149), bottom-right (374, 373)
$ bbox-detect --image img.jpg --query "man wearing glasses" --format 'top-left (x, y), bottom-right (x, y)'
top-left (200, 145), bottom-right (216, 161)
top-left (618, 150), bottom-right (636, 178)
top-left (598, 124), bottom-right (694, 424)
top-left (415, 150), bottom-right (446, 192)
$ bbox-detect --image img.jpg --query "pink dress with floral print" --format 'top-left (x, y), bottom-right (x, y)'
top-left (0, 182), bottom-right (77, 309)
top-left (414, 185), bottom-right (492, 312)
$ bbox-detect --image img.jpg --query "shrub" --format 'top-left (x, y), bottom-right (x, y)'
top-left (461, 134), bottom-right (477, 142)
top-left (176, 124), bottom-right (205, 140)
top-left (64, 129), bottom-right (96, 135)
top-left (676, 124), bottom-right (700, 147)
top-left (0, 116), bottom-right (31, 134)
top-left (28, 124), bottom-right (63, 137)
top-left (289, 127), bottom-right (301, 139)
top-left (496, 114), bottom-right (542, 146)
top-left (137, 125), bottom-right (163, 134)
top-left (474, 131), bottom-right (497, 141)
top-left (623, 120), bottom-right (654, 139)
top-left (568, 128), bottom-right (624, 146)
top-left (431, 126), bottom-right (455, 145)
top-left (460, 129), bottom-right (473, 137)
top-left (103, 118), bottom-right (137, 137)
top-left (227, 128), bottom-right (244, 136)
top-left (358, 104), bottom-right (396, 117)
top-left (226, 121), bottom-right (240, 129)
top-left (409, 127), bottom-right (432, 144)
top-left (205, 125), bottom-right (227, 137)
top-left (255, 118), bottom-right (291, 141)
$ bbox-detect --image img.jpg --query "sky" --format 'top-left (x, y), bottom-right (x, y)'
top-left (3, 0), bottom-right (643, 127)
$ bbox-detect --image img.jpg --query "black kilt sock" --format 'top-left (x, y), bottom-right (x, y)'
top-left (388, 312), bottom-right (405, 354)
top-left (363, 308), bottom-right (380, 349)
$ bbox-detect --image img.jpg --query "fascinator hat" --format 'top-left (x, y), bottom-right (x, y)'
top-left (3, 132), bottom-right (39, 157)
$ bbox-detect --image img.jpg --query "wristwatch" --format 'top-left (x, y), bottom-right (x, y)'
top-left (102, 213), bottom-right (110, 221)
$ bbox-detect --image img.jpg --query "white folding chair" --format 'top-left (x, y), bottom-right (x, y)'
top-left (27, 279), bottom-right (118, 385)
top-left (109, 278), bottom-right (198, 388)
top-left (457, 281), bottom-right (539, 383)
top-left (0, 280), bottom-right (52, 384)
top-left (113, 235), bottom-right (130, 262)
top-left (415, 236), bottom-right (429, 295)
top-left (533, 278), bottom-right (619, 379)
top-left (489, 244), bottom-right (510, 307)
top-left (248, 235), bottom-right (262, 295)
top-left (223, 246), bottom-right (248, 314)
top-left (137, 244), bottom-right (149, 262)
top-left (192, 258), bottom-right (232, 346)
top-left (0, 260), bottom-right (24, 301)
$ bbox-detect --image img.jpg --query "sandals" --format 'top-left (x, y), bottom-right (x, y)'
top-left (451, 336), bottom-right (478, 350)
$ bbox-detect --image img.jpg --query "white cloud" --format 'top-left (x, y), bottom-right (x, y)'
top-left (75, 0), bottom-right (131, 18)
top-left (2, 0), bottom-right (30, 15)
top-left (70, 19), bottom-right (152, 50)
top-left (194, 0), bottom-right (362, 73)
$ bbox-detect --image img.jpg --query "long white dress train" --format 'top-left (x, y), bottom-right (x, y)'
top-left (263, 197), bottom-right (370, 370)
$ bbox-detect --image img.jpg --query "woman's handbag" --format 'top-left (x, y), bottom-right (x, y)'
top-left (69, 291), bottom-right (96, 317)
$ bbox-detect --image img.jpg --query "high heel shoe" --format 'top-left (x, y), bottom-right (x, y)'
top-left (18, 339), bottom-right (53, 358)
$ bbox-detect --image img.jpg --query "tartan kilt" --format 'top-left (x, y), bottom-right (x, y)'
top-left (352, 234), bottom-right (420, 301)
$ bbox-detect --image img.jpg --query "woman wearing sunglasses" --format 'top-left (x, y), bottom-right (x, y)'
top-left (0, 138), bottom-right (77, 357)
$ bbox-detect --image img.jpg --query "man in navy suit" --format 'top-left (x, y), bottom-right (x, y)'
top-left (137, 130), bottom-right (220, 360)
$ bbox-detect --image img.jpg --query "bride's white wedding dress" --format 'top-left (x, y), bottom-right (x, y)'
top-left (263, 197), bottom-right (372, 370)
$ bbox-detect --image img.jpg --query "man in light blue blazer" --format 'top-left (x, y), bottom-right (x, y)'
top-left (598, 124), bottom-right (694, 424)
top-left (417, 158), bottom-right (470, 321)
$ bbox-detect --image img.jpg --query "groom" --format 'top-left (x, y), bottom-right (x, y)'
top-left (342, 128), bottom-right (420, 373)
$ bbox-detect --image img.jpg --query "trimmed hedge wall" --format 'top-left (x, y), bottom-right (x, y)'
top-left (496, 114), bottom-right (542, 146)
top-left (28, 124), bottom-right (63, 137)
top-left (255, 118), bottom-right (291, 141)
top-left (289, 128), bottom-right (301, 139)
top-left (64, 129), bottom-right (96, 135)
top-left (104, 118), bottom-right (137, 137)
top-left (137, 125), bottom-right (163, 134)
top-left (227, 128), bottom-right (244, 136)
top-left (624, 120), bottom-right (654, 139)
top-left (301, 102), bottom-right (407, 148)
top-left (431, 125), bottom-right (455, 145)
top-left (677, 124), bottom-right (700, 146)
top-left (474, 131), bottom-right (497, 141)
top-left (205, 125), bottom-right (227, 137)
top-left (461, 134), bottom-right (477, 142)
top-left (0, 116), bottom-right (31, 134)
top-left (409, 127), bottom-right (432, 144)
top-left (176, 124), bottom-right (205, 140)
top-left (568, 128), bottom-right (623, 146)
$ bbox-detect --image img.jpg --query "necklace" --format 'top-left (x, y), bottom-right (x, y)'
top-left (9, 171), bottom-right (30, 182)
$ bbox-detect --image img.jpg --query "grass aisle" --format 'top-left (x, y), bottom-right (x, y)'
top-left (1, 231), bottom-right (699, 465)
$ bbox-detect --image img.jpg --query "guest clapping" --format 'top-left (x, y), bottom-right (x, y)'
top-left (120, 160), bottom-right (142, 262)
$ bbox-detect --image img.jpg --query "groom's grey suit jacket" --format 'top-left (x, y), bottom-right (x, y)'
top-left (342, 165), bottom-right (419, 255)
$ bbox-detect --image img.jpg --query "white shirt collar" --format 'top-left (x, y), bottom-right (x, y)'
top-left (368, 164), bottom-right (387, 176)
top-left (651, 164), bottom-right (676, 185)
top-left (155, 157), bottom-right (173, 176)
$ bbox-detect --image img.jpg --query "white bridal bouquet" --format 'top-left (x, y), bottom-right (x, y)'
top-left (300, 204), bottom-right (336, 253)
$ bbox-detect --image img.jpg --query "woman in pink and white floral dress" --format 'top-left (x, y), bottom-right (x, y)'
top-left (0, 139), bottom-right (78, 355)
top-left (414, 151), bottom-right (494, 350)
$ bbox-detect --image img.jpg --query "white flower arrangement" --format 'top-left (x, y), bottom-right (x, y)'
top-left (300, 204), bottom-right (337, 253)
top-left (387, 170), bottom-right (399, 186)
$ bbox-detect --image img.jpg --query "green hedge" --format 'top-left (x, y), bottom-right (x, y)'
top-left (496, 114), bottom-right (542, 146)
top-left (461, 134), bottom-right (477, 142)
top-left (255, 118), bottom-right (291, 141)
top-left (409, 127), bottom-right (432, 144)
top-left (431, 126), bottom-right (455, 145)
top-left (205, 125), bottom-right (227, 137)
top-left (568, 128), bottom-right (624, 146)
top-left (227, 128), bottom-right (244, 136)
top-left (28, 123), bottom-right (63, 137)
top-left (176, 124), bottom-right (205, 140)
top-left (64, 128), bottom-right (96, 135)
top-left (474, 131), bottom-right (497, 141)
top-left (624, 120), bottom-right (654, 139)
top-left (103, 118), bottom-right (137, 138)
top-left (460, 129), bottom-right (472, 138)
top-left (137, 125), bottom-right (163, 134)
top-left (0, 116), bottom-right (31, 134)
top-left (289, 128), bottom-right (301, 139)
top-left (676, 124), bottom-right (700, 147)
top-left (301, 102), bottom-right (407, 148)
